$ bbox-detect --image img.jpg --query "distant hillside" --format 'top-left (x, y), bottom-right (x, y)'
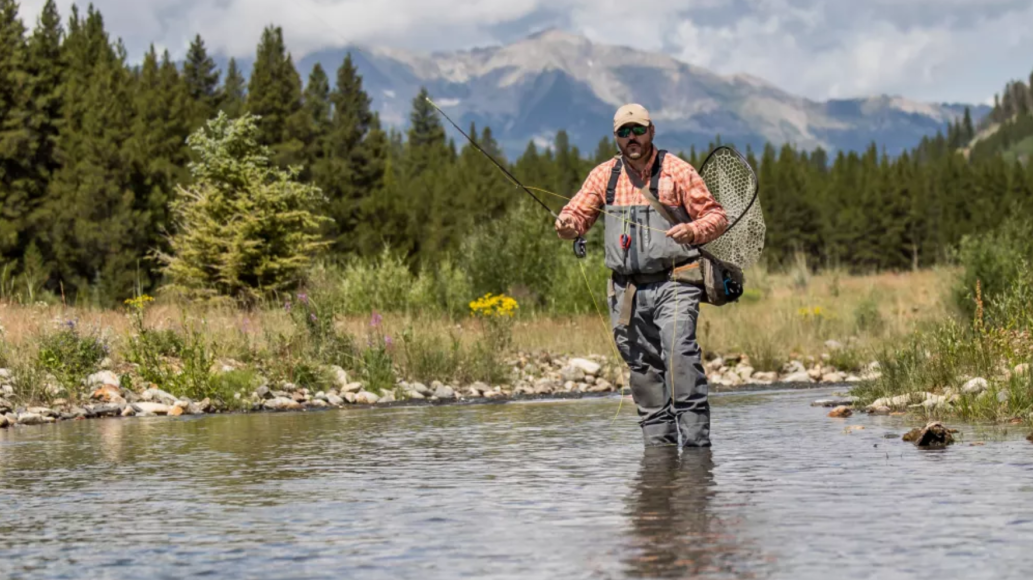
top-left (215, 30), bottom-right (989, 159)
top-left (964, 71), bottom-right (1033, 163)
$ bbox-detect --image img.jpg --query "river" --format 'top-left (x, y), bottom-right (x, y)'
top-left (2, 386), bottom-right (1032, 579)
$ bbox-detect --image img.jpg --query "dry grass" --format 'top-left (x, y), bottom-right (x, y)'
top-left (0, 266), bottom-right (954, 372)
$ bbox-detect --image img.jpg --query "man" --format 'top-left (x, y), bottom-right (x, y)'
top-left (555, 103), bottom-right (728, 447)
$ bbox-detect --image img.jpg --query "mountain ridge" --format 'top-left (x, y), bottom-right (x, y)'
top-left (217, 29), bottom-right (990, 159)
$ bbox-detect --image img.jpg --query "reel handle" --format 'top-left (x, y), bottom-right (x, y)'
top-left (573, 237), bottom-right (587, 258)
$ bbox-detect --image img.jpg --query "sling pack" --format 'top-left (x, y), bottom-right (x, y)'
top-left (606, 151), bottom-right (745, 306)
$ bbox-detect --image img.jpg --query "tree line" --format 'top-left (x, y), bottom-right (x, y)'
top-left (1, 0), bottom-right (1032, 306)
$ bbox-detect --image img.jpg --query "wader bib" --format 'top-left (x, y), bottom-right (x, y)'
top-left (604, 151), bottom-right (711, 447)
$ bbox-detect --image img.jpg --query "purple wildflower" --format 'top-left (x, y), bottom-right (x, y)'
top-left (284, 300), bottom-right (292, 313)
top-left (310, 313), bottom-right (318, 322)
top-left (370, 312), bottom-right (382, 328)
top-left (384, 335), bottom-right (393, 347)
top-left (297, 292), bottom-right (308, 304)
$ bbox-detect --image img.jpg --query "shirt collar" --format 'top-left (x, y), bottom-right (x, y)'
top-left (622, 145), bottom-right (658, 183)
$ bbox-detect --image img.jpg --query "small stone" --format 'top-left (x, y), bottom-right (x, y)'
top-left (868, 406), bottom-right (892, 415)
top-left (0, 397), bottom-right (12, 414)
top-left (0, 414), bottom-right (8, 428)
top-left (314, 391), bottom-right (328, 402)
top-left (997, 390), bottom-right (1009, 404)
top-left (0, 368), bottom-right (11, 380)
top-left (811, 397), bottom-right (858, 407)
top-left (962, 378), bottom-right (988, 395)
top-left (584, 376), bottom-right (596, 385)
top-left (356, 391), bottom-right (381, 405)
top-left (99, 357), bottom-right (114, 369)
top-left (845, 425), bottom-right (865, 432)
top-left (326, 394), bottom-right (345, 406)
top-left (143, 388), bottom-right (180, 406)
top-left (27, 407), bottom-right (57, 418)
top-left (822, 372), bottom-right (847, 383)
top-left (407, 391), bottom-right (425, 400)
top-left (569, 358), bottom-right (602, 376)
top-left (86, 371), bottom-right (119, 388)
top-left (292, 391), bottom-right (307, 403)
top-left (18, 413), bottom-right (45, 425)
top-left (342, 382), bottom-right (363, 394)
top-left (411, 383), bottom-right (430, 395)
top-left (828, 406), bottom-right (853, 418)
top-left (782, 371), bottom-right (814, 384)
top-left (343, 392), bottom-right (357, 404)
top-left (560, 366), bottom-right (586, 382)
top-left (1026, 432), bottom-right (1033, 443)
top-left (86, 403), bottom-right (123, 418)
top-left (808, 367), bottom-right (823, 381)
top-left (844, 375), bottom-right (863, 383)
top-left (254, 386), bottom-right (272, 400)
top-left (121, 406), bottom-right (136, 417)
top-left (782, 360), bottom-right (806, 375)
top-left (1, 383), bottom-right (12, 397)
top-left (264, 397), bottom-right (302, 411)
top-left (132, 402), bottom-right (170, 415)
top-left (308, 400), bottom-right (329, 408)
top-left (91, 384), bottom-right (123, 402)
top-left (736, 365), bottom-right (755, 382)
top-left (751, 371), bottom-right (778, 383)
top-left (168, 405), bottom-right (185, 417)
top-left (433, 385), bottom-right (455, 400)
top-left (377, 391), bottom-right (396, 404)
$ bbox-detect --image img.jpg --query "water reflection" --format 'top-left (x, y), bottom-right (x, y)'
top-left (623, 448), bottom-right (761, 579)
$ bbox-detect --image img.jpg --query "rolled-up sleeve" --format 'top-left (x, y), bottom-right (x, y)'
top-left (558, 163), bottom-right (609, 237)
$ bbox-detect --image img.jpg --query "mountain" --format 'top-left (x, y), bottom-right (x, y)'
top-left (224, 29), bottom-right (991, 159)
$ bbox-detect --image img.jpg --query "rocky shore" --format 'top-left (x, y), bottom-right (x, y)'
top-left (1, 350), bottom-right (872, 430)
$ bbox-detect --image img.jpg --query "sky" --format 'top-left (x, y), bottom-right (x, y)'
top-left (16, 0), bottom-right (1033, 105)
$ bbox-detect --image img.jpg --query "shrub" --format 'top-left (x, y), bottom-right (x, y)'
top-left (159, 112), bottom-right (331, 305)
top-left (35, 320), bottom-right (108, 397)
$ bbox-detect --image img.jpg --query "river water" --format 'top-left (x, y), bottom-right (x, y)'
top-left (2, 386), bottom-right (1033, 579)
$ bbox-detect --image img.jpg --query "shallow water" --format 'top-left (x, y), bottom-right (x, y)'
top-left (2, 387), bottom-right (1032, 579)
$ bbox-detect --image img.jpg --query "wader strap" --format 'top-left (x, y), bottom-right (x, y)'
top-left (605, 159), bottom-right (623, 205)
top-left (618, 281), bottom-right (637, 327)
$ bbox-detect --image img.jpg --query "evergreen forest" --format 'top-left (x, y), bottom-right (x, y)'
top-left (2, 1), bottom-right (1033, 308)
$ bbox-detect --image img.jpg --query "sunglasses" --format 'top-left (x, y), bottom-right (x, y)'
top-left (616, 124), bottom-right (649, 138)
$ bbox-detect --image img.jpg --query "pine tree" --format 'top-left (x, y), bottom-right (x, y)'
top-left (219, 57), bottom-right (245, 118)
top-left (962, 107), bottom-right (975, 143)
top-left (299, 62), bottom-right (330, 183)
top-left (182, 33), bottom-right (220, 130)
top-left (127, 47), bottom-right (190, 259)
top-left (0, 0), bottom-right (30, 259)
top-left (160, 112), bottom-right (330, 304)
top-left (246, 25), bottom-right (304, 167)
top-left (46, 6), bottom-right (141, 303)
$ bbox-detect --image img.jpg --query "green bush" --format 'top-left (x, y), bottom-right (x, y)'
top-left (35, 321), bottom-right (108, 396)
top-left (954, 212), bottom-right (1033, 320)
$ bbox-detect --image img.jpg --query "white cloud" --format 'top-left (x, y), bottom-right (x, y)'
top-left (15, 0), bottom-right (1033, 103)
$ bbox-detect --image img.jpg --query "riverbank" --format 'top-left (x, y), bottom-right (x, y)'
top-left (1, 349), bottom-right (873, 429)
top-left (0, 266), bottom-right (947, 429)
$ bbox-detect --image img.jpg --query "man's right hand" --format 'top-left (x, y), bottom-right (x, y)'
top-left (555, 215), bottom-right (578, 240)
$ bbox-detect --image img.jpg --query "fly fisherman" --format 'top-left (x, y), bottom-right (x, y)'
top-left (554, 104), bottom-right (728, 448)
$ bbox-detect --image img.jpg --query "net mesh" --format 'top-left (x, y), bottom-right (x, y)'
top-left (698, 147), bottom-right (764, 270)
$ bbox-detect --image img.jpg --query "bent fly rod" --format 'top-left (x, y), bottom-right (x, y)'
top-left (423, 97), bottom-right (588, 259)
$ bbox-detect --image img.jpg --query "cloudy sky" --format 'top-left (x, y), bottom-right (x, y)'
top-left (17, 0), bottom-right (1033, 104)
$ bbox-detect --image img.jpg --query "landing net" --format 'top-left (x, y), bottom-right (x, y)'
top-left (697, 146), bottom-right (764, 270)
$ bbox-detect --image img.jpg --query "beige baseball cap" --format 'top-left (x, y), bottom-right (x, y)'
top-left (613, 103), bottom-right (651, 131)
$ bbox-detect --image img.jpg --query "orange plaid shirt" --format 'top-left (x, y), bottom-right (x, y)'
top-left (559, 148), bottom-right (728, 244)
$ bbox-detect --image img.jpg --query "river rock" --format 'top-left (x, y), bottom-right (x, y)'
top-left (342, 382), bottom-right (364, 394)
top-left (314, 391), bottom-right (328, 402)
top-left (18, 412), bottom-right (45, 425)
top-left (0, 397), bottom-right (12, 414)
top-left (902, 422), bottom-right (956, 448)
top-left (377, 391), bottom-right (396, 404)
top-left (962, 378), bottom-right (988, 395)
top-left (343, 392), bottom-right (357, 404)
top-left (86, 371), bottom-right (119, 388)
top-left (143, 388), bottom-right (180, 406)
top-left (782, 371), bottom-right (814, 384)
top-left (308, 400), bottom-right (329, 408)
top-left (291, 391), bottom-right (307, 403)
top-left (1, 383), bottom-right (12, 397)
top-left (132, 402), bottom-right (171, 415)
top-left (264, 397), bottom-right (302, 411)
top-left (86, 403), bottom-right (123, 418)
top-left (997, 390), bottom-right (1010, 404)
top-left (560, 366), bottom-right (585, 383)
top-left (845, 375), bottom-right (863, 383)
top-left (812, 397), bottom-right (858, 407)
top-left (411, 383), bottom-right (430, 395)
top-left (569, 358), bottom-right (602, 377)
top-left (828, 406), bottom-right (853, 418)
top-left (326, 394), bottom-right (345, 406)
top-left (0, 368), bottom-right (11, 381)
top-left (590, 379), bottom-right (614, 392)
top-left (734, 365), bottom-right (753, 382)
top-left (27, 406), bottom-right (57, 418)
top-left (121, 406), bottom-right (136, 417)
top-left (705, 357), bottom-right (724, 373)
top-left (915, 395), bottom-right (950, 410)
top-left (470, 382), bottom-right (490, 394)
top-left (90, 383), bottom-right (121, 401)
top-left (433, 386), bottom-right (455, 400)
top-left (0, 414), bottom-right (8, 428)
top-left (751, 371), bottom-right (778, 384)
top-left (783, 360), bottom-right (806, 375)
top-left (822, 372), bottom-right (847, 383)
top-left (356, 391), bottom-right (380, 405)
top-left (1014, 364), bottom-right (1030, 376)
top-left (407, 391), bottom-right (425, 400)
top-left (1027, 432), bottom-right (1033, 443)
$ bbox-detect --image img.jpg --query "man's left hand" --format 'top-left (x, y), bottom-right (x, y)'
top-left (666, 223), bottom-right (696, 245)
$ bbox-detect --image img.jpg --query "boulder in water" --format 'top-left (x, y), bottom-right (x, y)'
top-left (828, 406), bottom-right (853, 418)
top-left (902, 422), bottom-right (957, 448)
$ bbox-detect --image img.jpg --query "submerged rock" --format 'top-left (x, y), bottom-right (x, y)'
top-left (1026, 432), bottom-right (1033, 443)
top-left (828, 406), bottom-right (853, 418)
top-left (0, 414), bottom-right (8, 428)
top-left (902, 422), bottom-right (957, 448)
top-left (812, 397), bottom-right (858, 408)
